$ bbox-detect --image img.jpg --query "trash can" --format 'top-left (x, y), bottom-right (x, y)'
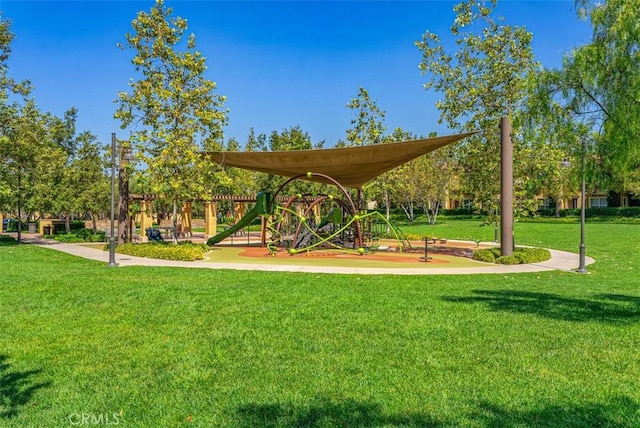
top-left (28, 223), bottom-right (37, 234)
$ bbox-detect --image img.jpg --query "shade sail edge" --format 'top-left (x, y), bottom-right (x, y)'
top-left (205, 131), bottom-right (477, 188)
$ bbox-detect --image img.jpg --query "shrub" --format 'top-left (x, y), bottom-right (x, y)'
top-left (473, 247), bottom-right (551, 265)
top-left (54, 234), bottom-right (85, 243)
top-left (514, 247), bottom-right (551, 264)
top-left (177, 240), bottom-right (209, 253)
top-left (472, 248), bottom-right (500, 263)
top-left (112, 241), bottom-right (209, 261)
top-left (53, 228), bottom-right (106, 243)
top-left (0, 235), bottom-right (17, 246)
top-left (496, 255), bottom-right (519, 265)
top-left (88, 231), bottom-right (107, 242)
top-left (70, 220), bottom-right (85, 231)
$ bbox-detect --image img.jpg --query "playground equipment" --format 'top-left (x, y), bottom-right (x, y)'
top-left (206, 192), bottom-right (271, 245)
top-left (117, 132), bottom-right (475, 246)
top-left (206, 173), bottom-right (411, 255)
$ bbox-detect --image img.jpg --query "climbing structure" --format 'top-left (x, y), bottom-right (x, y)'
top-left (203, 132), bottom-right (477, 253)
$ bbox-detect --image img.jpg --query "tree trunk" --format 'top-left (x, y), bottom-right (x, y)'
top-left (65, 214), bottom-right (71, 233)
top-left (400, 202), bottom-right (415, 222)
top-left (90, 212), bottom-right (97, 233)
top-left (432, 200), bottom-right (440, 225)
top-left (117, 149), bottom-right (130, 244)
top-left (172, 201), bottom-right (179, 244)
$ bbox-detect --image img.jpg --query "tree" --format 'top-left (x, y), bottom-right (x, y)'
top-left (416, 144), bottom-right (461, 225)
top-left (532, 0), bottom-right (640, 195)
top-left (115, 0), bottom-right (228, 242)
top-left (0, 100), bottom-right (48, 243)
top-left (39, 108), bottom-right (82, 232)
top-left (0, 15), bottom-right (34, 243)
top-left (517, 89), bottom-right (588, 216)
top-left (0, 15), bottom-right (31, 102)
top-left (345, 87), bottom-right (386, 147)
top-left (255, 125), bottom-right (324, 195)
top-left (376, 128), bottom-right (419, 223)
top-left (345, 87), bottom-right (392, 222)
top-left (64, 132), bottom-right (110, 232)
top-left (415, 0), bottom-right (538, 213)
top-left (0, 16), bottom-right (106, 239)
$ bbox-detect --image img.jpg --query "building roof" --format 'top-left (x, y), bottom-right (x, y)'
top-left (204, 132), bottom-right (476, 188)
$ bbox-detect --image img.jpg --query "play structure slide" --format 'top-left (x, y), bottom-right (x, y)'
top-left (206, 192), bottom-right (271, 246)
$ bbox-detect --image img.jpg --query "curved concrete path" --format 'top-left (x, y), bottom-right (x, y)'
top-left (23, 235), bottom-right (595, 275)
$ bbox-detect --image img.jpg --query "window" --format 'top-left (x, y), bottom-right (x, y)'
top-left (462, 199), bottom-right (473, 209)
top-left (590, 197), bottom-right (608, 208)
top-left (537, 198), bottom-right (551, 209)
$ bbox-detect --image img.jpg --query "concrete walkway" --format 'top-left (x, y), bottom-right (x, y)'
top-left (21, 235), bottom-right (595, 275)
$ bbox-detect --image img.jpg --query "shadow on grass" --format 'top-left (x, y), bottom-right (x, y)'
top-left (442, 290), bottom-right (640, 323)
top-left (235, 396), bottom-right (640, 427)
top-left (235, 397), bottom-right (447, 427)
top-left (0, 355), bottom-right (50, 419)
top-left (471, 396), bottom-right (639, 427)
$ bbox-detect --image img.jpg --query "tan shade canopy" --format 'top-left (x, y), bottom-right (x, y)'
top-left (205, 132), bottom-right (476, 189)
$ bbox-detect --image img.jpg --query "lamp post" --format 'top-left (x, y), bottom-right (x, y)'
top-left (107, 133), bottom-right (118, 267)
top-left (576, 138), bottom-right (588, 274)
top-left (561, 139), bottom-right (588, 274)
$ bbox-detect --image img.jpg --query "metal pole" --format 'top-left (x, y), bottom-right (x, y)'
top-left (420, 237), bottom-right (431, 262)
top-left (577, 139), bottom-right (587, 273)
top-left (500, 116), bottom-right (513, 256)
top-left (108, 133), bottom-right (118, 267)
top-left (17, 170), bottom-right (22, 244)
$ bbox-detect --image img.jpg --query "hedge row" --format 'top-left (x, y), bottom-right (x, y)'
top-left (111, 241), bottom-right (210, 261)
top-left (53, 229), bottom-right (106, 243)
top-left (472, 247), bottom-right (551, 265)
top-left (536, 207), bottom-right (640, 218)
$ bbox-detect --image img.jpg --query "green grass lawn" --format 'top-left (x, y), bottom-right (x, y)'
top-left (1, 221), bottom-right (639, 427)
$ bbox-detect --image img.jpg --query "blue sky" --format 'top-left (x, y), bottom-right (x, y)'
top-left (2, 0), bottom-right (591, 148)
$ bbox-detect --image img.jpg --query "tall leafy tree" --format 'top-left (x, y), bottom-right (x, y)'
top-left (375, 128), bottom-right (418, 223)
top-left (0, 15), bottom-right (31, 102)
top-left (345, 87), bottom-right (386, 147)
top-left (0, 15), bottom-right (34, 242)
top-left (532, 0), bottom-right (640, 195)
top-left (0, 100), bottom-right (48, 243)
top-left (345, 87), bottom-right (392, 218)
top-left (64, 132), bottom-right (110, 232)
top-left (415, 144), bottom-right (462, 225)
top-left (115, 0), bottom-right (228, 242)
top-left (415, 0), bottom-right (538, 212)
top-left (517, 91), bottom-right (587, 215)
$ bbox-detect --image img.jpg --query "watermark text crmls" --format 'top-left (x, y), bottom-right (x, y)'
top-left (68, 412), bottom-right (122, 426)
